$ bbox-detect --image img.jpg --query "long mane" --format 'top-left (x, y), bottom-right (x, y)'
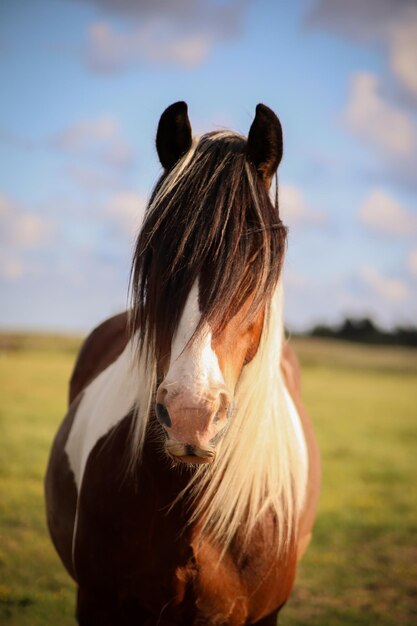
top-left (128, 131), bottom-right (307, 552)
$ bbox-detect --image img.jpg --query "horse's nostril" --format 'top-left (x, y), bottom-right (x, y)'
top-left (219, 391), bottom-right (231, 413)
top-left (213, 409), bottom-right (222, 424)
top-left (155, 403), bottom-right (172, 428)
top-left (213, 398), bottom-right (233, 424)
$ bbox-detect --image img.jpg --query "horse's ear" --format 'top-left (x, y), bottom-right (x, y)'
top-left (156, 101), bottom-right (192, 171)
top-left (246, 104), bottom-right (283, 186)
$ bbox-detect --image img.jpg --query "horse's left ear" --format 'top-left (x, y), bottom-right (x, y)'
top-left (156, 101), bottom-right (193, 171)
top-left (246, 104), bottom-right (283, 186)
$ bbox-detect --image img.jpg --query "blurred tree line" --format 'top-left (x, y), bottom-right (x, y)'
top-left (304, 318), bottom-right (417, 347)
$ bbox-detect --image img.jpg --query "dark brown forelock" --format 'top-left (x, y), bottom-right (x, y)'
top-left (130, 131), bottom-right (287, 363)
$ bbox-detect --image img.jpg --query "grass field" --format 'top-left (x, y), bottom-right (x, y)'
top-left (0, 332), bottom-right (416, 625)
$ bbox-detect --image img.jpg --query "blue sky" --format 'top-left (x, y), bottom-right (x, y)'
top-left (1, 0), bottom-right (416, 331)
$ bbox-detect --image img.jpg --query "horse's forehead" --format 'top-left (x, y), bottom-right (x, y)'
top-left (166, 282), bottom-right (225, 389)
top-left (171, 282), bottom-right (256, 359)
top-left (171, 282), bottom-right (201, 362)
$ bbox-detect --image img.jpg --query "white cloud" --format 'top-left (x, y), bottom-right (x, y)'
top-left (87, 22), bottom-right (211, 71)
top-left (279, 183), bottom-right (326, 226)
top-left (388, 14), bottom-right (417, 100)
top-left (54, 116), bottom-right (117, 148)
top-left (75, 0), bottom-right (245, 33)
top-left (0, 258), bottom-right (25, 280)
top-left (0, 195), bottom-right (9, 215)
top-left (309, 1), bottom-right (417, 188)
top-left (51, 115), bottom-right (134, 169)
top-left (66, 164), bottom-right (128, 191)
top-left (148, 33), bottom-right (211, 67)
top-left (344, 72), bottom-right (417, 159)
top-left (0, 195), bottom-right (55, 284)
top-left (359, 265), bottom-right (409, 302)
top-left (284, 264), bottom-right (416, 331)
top-left (16, 214), bottom-right (53, 247)
top-left (79, 0), bottom-right (247, 73)
top-left (0, 194), bottom-right (54, 249)
top-left (358, 189), bottom-right (417, 236)
top-left (79, 0), bottom-right (247, 72)
top-left (104, 191), bottom-right (147, 236)
top-left (408, 249), bottom-right (417, 278)
top-left (308, 0), bottom-right (417, 100)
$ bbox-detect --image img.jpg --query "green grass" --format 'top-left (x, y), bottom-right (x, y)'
top-left (0, 344), bottom-right (78, 625)
top-left (0, 334), bottom-right (416, 625)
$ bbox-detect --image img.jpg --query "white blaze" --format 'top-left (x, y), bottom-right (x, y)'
top-left (163, 282), bottom-right (225, 401)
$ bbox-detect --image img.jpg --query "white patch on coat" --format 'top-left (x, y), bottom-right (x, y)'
top-left (65, 338), bottom-right (139, 491)
top-left (162, 282), bottom-right (225, 402)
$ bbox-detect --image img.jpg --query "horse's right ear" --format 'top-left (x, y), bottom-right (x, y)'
top-left (156, 101), bottom-right (192, 171)
top-left (246, 104), bottom-right (283, 187)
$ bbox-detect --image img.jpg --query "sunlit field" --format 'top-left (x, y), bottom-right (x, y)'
top-left (0, 333), bottom-right (416, 625)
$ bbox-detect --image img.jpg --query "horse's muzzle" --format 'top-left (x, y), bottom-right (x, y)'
top-left (154, 387), bottom-right (231, 459)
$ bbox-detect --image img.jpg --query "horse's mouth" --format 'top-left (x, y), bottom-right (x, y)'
top-left (172, 454), bottom-right (214, 465)
top-left (165, 441), bottom-right (216, 465)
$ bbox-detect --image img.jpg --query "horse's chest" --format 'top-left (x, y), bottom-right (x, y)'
top-left (73, 419), bottom-right (296, 624)
top-left (75, 498), bottom-right (294, 625)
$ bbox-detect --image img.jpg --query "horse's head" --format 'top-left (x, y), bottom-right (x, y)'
top-left (131, 101), bottom-right (286, 465)
top-left (155, 282), bottom-right (266, 464)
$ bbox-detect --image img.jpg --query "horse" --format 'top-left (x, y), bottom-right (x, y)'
top-left (45, 101), bottom-right (320, 626)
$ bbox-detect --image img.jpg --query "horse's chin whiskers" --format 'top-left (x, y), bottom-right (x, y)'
top-left (165, 440), bottom-right (216, 465)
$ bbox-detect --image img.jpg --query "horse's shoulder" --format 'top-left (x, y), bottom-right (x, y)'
top-left (69, 312), bottom-right (129, 404)
top-left (190, 520), bottom-right (297, 624)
